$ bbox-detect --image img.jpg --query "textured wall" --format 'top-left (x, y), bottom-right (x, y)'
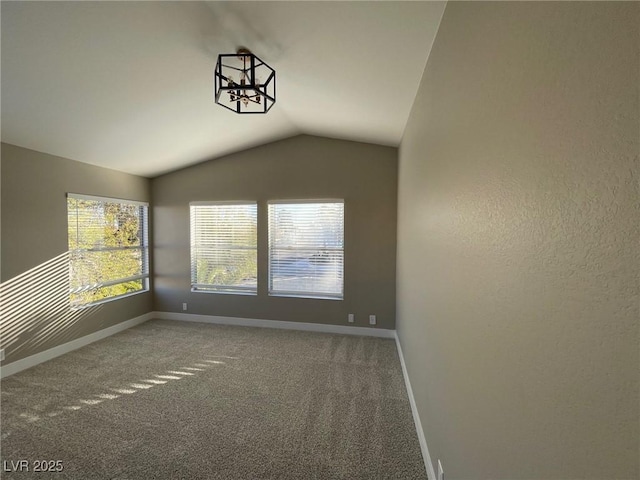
top-left (397, 2), bottom-right (639, 479)
top-left (0, 143), bottom-right (153, 364)
top-left (152, 135), bottom-right (398, 329)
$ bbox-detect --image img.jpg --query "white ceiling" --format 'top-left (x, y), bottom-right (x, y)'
top-left (1, 1), bottom-right (445, 177)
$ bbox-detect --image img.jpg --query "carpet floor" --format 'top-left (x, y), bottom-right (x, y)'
top-left (1, 319), bottom-right (427, 479)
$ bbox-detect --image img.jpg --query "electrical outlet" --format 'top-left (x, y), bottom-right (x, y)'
top-left (348, 313), bottom-right (355, 323)
top-left (182, 303), bottom-right (187, 311)
top-left (369, 315), bottom-right (376, 325)
top-left (438, 459), bottom-right (444, 480)
top-left (0, 349), bottom-right (4, 362)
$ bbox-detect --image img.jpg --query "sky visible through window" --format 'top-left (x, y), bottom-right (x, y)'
top-left (269, 202), bottom-right (344, 299)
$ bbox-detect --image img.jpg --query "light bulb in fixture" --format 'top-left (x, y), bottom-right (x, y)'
top-left (214, 47), bottom-right (276, 114)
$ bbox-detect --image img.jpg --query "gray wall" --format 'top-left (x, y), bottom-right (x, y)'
top-left (153, 135), bottom-right (397, 329)
top-left (1, 143), bottom-right (153, 364)
top-left (397, 2), bottom-right (639, 479)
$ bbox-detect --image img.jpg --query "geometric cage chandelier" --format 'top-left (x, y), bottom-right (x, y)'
top-left (214, 48), bottom-right (276, 114)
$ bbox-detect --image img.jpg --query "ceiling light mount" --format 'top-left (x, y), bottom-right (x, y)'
top-left (214, 47), bottom-right (276, 114)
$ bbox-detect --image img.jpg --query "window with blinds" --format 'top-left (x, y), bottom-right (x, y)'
top-left (190, 202), bottom-right (258, 294)
top-left (67, 194), bottom-right (149, 307)
top-left (268, 200), bottom-right (344, 299)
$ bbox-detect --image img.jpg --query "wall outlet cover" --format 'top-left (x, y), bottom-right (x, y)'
top-left (369, 315), bottom-right (376, 325)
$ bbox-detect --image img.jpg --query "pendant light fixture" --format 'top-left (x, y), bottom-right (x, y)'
top-left (214, 48), bottom-right (276, 114)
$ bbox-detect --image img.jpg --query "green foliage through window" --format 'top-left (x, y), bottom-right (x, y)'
top-left (190, 203), bottom-right (257, 294)
top-left (67, 195), bottom-right (149, 306)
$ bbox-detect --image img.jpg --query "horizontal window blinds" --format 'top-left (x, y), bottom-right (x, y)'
top-left (67, 194), bottom-right (149, 306)
top-left (268, 201), bottom-right (344, 299)
top-left (190, 203), bottom-right (257, 294)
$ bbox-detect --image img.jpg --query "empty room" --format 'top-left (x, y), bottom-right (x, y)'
top-left (1, 2), bottom-right (637, 479)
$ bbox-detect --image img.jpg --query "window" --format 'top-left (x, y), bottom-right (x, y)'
top-left (268, 200), bottom-right (344, 299)
top-left (190, 202), bottom-right (257, 294)
top-left (67, 194), bottom-right (149, 307)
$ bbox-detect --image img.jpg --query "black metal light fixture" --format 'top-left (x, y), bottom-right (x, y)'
top-left (214, 48), bottom-right (276, 114)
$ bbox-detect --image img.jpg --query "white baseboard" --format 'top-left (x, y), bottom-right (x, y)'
top-left (0, 312), bottom-right (154, 379)
top-left (153, 311), bottom-right (396, 338)
top-left (395, 332), bottom-right (437, 480)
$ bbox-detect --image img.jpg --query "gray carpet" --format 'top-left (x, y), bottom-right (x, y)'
top-left (1, 319), bottom-right (427, 479)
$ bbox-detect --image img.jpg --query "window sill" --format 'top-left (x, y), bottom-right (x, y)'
top-left (191, 288), bottom-right (257, 296)
top-left (71, 288), bottom-right (149, 310)
top-left (268, 293), bottom-right (343, 301)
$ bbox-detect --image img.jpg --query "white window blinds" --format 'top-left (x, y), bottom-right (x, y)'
top-left (268, 200), bottom-right (344, 299)
top-left (67, 194), bottom-right (149, 307)
top-left (190, 202), bottom-right (257, 294)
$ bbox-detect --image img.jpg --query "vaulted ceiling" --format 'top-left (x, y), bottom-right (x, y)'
top-left (1, 1), bottom-right (445, 177)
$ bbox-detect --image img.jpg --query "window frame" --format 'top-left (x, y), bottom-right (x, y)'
top-left (189, 200), bottom-right (258, 295)
top-left (268, 199), bottom-right (345, 300)
top-left (67, 193), bottom-right (150, 308)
